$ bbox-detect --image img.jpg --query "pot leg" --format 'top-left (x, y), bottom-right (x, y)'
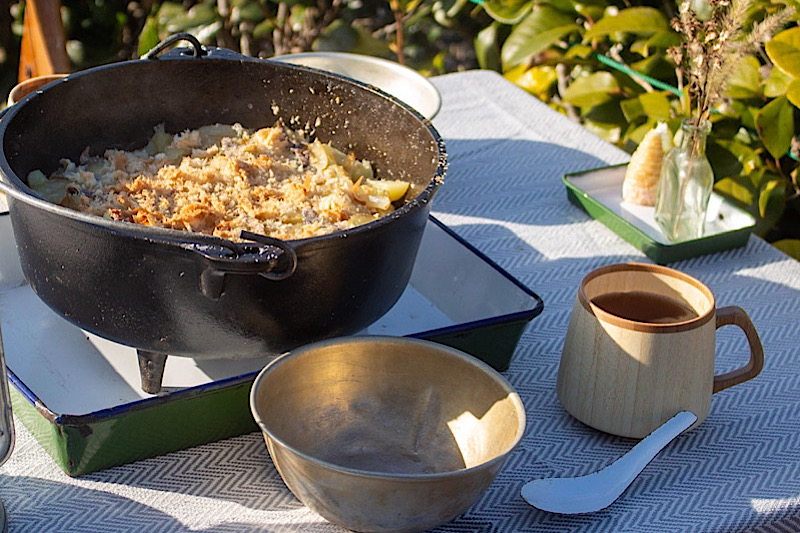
top-left (138, 350), bottom-right (168, 394)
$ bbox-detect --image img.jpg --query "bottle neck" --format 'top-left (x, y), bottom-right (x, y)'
top-left (680, 119), bottom-right (711, 153)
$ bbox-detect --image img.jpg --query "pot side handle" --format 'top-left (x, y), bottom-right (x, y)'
top-left (181, 234), bottom-right (298, 300)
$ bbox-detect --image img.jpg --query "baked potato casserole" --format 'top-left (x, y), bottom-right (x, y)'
top-left (27, 121), bottom-right (412, 241)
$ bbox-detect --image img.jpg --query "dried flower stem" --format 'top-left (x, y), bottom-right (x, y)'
top-left (667, 0), bottom-right (793, 235)
top-left (670, 0), bottom-right (794, 123)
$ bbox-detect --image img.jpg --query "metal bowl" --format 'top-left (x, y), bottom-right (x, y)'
top-left (249, 336), bottom-right (526, 533)
top-left (270, 52), bottom-right (442, 120)
top-left (6, 74), bottom-right (67, 107)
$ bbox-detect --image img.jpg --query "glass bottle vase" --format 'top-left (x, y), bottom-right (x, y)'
top-left (654, 118), bottom-right (714, 242)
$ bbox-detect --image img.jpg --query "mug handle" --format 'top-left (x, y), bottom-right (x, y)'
top-left (713, 306), bottom-right (765, 394)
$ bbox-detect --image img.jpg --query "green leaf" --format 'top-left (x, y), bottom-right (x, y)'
top-left (231, 2), bottom-right (264, 23)
top-left (583, 99), bottom-right (625, 126)
top-left (503, 24), bottom-right (580, 68)
top-left (314, 19), bottom-right (359, 52)
top-left (505, 65), bottom-right (558, 97)
top-left (350, 26), bottom-right (394, 57)
top-left (574, 4), bottom-right (606, 24)
top-left (582, 119), bottom-right (621, 143)
top-left (645, 30), bottom-right (682, 49)
top-left (766, 27), bottom-right (800, 78)
top-left (548, 0), bottom-right (584, 12)
top-left (623, 121), bottom-right (655, 149)
top-left (562, 71), bottom-right (619, 107)
top-left (690, 0), bottom-right (713, 21)
top-left (583, 7), bottom-right (668, 41)
top-left (564, 44), bottom-right (594, 59)
top-left (765, 66), bottom-right (793, 98)
top-left (253, 19), bottom-right (275, 40)
top-left (730, 101), bottom-right (758, 131)
top-left (620, 97), bottom-right (645, 122)
top-left (482, 0), bottom-right (533, 24)
top-left (632, 31), bottom-right (682, 56)
top-left (713, 137), bottom-right (759, 175)
top-left (277, 0), bottom-right (317, 6)
top-left (707, 141), bottom-right (744, 180)
top-left (771, 239), bottom-right (800, 260)
top-left (629, 55), bottom-right (659, 76)
top-left (137, 16), bottom-right (161, 58)
top-left (707, 116), bottom-right (740, 140)
top-left (638, 91), bottom-right (671, 120)
top-left (501, 6), bottom-right (578, 68)
top-left (755, 96), bottom-right (794, 160)
top-left (759, 178), bottom-right (788, 221)
top-left (747, 166), bottom-right (770, 191)
top-left (475, 22), bottom-right (502, 71)
top-left (726, 55), bottom-right (762, 100)
top-left (164, 3), bottom-right (217, 33)
top-left (786, 79), bottom-right (800, 108)
top-left (394, 0), bottom-right (425, 11)
top-left (620, 92), bottom-right (670, 122)
top-left (154, 2), bottom-right (188, 23)
top-left (437, 0), bottom-right (471, 19)
top-left (715, 176), bottom-right (755, 207)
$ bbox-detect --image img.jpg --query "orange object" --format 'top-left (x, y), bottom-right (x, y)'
top-left (18, 0), bottom-right (70, 82)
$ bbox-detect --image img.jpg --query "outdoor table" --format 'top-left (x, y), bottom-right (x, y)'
top-left (1, 69), bottom-right (800, 532)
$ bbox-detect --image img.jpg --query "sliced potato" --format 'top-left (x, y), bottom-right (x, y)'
top-left (366, 178), bottom-right (410, 202)
top-left (29, 175), bottom-right (71, 204)
top-left (345, 158), bottom-right (374, 182)
top-left (144, 124), bottom-right (173, 155)
top-left (309, 142), bottom-right (332, 169)
top-left (326, 143), bottom-right (348, 167)
top-left (84, 160), bottom-right (108, 175)
top-left (198, 123), bottom-right (243, 146)
top-left (163, 146), bottom-right (192, 166)
top-left (26, 169), bottom-right (48, 188)
top-left (348, 213), bottom-right (377, 226)
top-left (351, 177), bottom-right (391, 210)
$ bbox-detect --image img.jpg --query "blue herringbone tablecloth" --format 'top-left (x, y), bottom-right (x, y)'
top-left (2, 70), bottom-right (800, 532)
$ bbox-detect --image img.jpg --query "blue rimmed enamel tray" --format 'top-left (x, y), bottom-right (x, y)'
top-left (0, 214), bottom-right (543, 476)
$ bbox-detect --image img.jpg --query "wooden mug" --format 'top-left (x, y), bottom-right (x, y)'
top-left (557, 263), bottom-right (763, 438)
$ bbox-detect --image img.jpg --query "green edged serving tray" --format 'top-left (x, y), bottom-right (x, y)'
top-left (564, 164), bottom-right (756, 264)
top-left (0, 215), bottom-right (543, 476)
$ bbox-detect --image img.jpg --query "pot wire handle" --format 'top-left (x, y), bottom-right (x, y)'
top-left (142, 32), bottom-right (206, 60)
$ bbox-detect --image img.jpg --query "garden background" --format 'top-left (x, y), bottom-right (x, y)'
top-left (1, 0), bottom-right (800, 259)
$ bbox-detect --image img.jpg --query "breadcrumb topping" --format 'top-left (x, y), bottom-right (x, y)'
top-left (28, 121), bottom-right (412, 242)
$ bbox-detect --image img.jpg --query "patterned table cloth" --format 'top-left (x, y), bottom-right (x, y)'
top-left (2, 70), bottom-right (800, 532)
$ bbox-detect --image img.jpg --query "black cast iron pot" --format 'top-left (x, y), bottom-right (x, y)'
top-left (0, 35), bottom-right (446, 392)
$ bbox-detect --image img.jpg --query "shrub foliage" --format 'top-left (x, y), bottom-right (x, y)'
top-left (2, 0), bottom-right (799, 258)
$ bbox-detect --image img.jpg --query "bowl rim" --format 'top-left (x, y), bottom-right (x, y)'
top-left (249, 335), bottom-right (526, 481)
top-left (268, 51), bottom-right (442, 120)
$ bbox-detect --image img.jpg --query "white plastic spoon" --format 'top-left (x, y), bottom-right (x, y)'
top-left (521, 411), bottom-right (697, 514)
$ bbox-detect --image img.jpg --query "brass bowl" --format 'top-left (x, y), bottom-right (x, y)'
top-left (249, 336), bottom-right (526, 533)
top-left (269, 52), bottom-right (442, 120)
top-left (7, 74), bottom-right (67, 107)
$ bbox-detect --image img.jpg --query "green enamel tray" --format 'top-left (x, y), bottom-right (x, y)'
top-left (0, 216), bottom-right (543, 476)
top-left (564, 165), bottom-right (756, 264)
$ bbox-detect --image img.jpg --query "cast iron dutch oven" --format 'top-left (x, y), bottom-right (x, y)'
top-left (0, 35), bottom-right (446, 392)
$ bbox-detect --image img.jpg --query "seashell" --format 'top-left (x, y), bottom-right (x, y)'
top-left (622, 124), bottom-right (670, 206)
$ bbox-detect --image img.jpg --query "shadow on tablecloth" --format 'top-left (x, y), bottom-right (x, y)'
top-left (431, 138), bottom-right (610, 226)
